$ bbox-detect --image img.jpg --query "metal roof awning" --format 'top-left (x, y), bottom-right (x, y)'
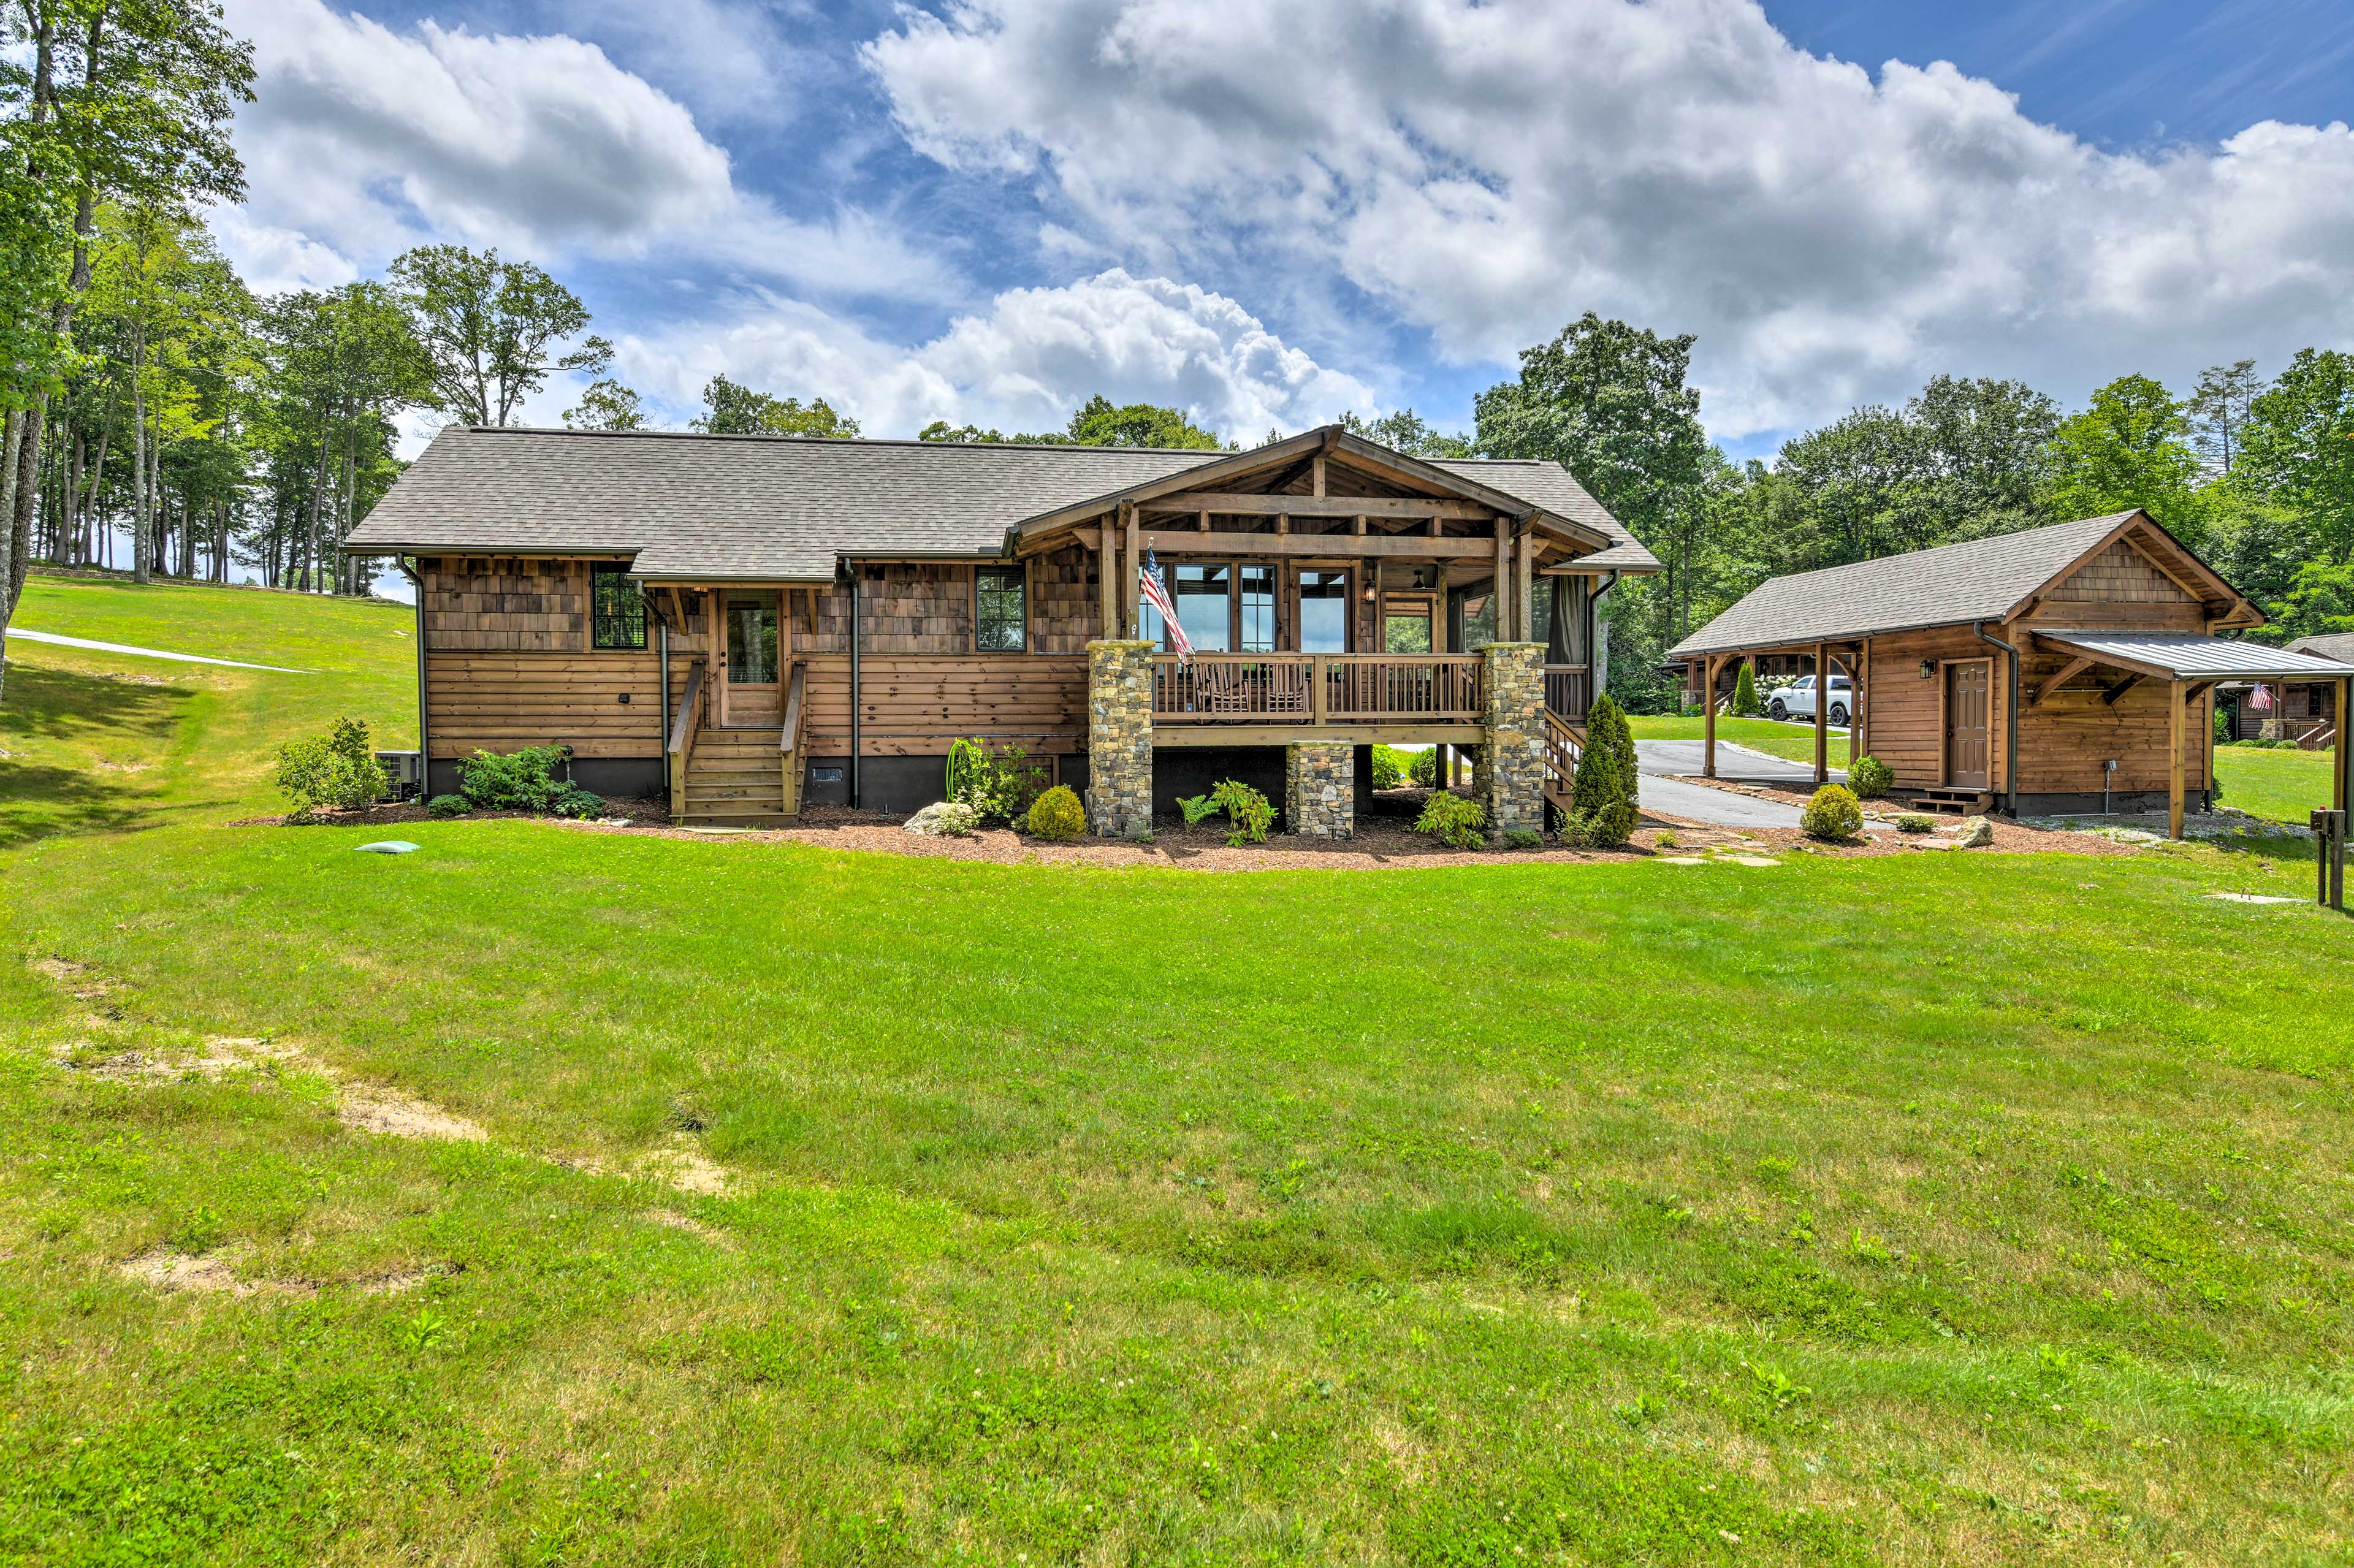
top-left (2032, 630), bottom-right (2354, 682)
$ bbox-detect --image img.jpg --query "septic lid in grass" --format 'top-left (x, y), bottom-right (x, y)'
top-left (355, 841), bottom-right (419, 854)
top-left (2205, 891), bottom-right (2299, 905)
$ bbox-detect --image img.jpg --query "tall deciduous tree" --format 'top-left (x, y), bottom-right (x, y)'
top-left (917, 394), bottom-right (1219, 449)
top-left (2187, 359), bottom-right (2263, 477)
top-left (389, 245), bottom-right (611, 427)
top-left (2239, 349), bottom-right (2354, 568)
top-left (563, 378), bottom-right (646, 432)
top-left (2042, 374), bottom-right (2207, 544)
top-left (1333, 408), bottom-right (1471, 458)
top-left (691, 373), bottom-right (858, 438)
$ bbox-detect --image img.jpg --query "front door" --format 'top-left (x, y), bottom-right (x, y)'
top-left (1945, 660), bottom-right (1991, 789)
top-left (724, 593), bottom-right (780, 726)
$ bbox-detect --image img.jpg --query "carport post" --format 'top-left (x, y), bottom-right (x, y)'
top-left (2168, 679), bottom-right (2186, 842)
top-left (1703, 654), bottom-right (1720, 778)
top-left (1813, 641), bottom-right (1829, 786)
top-left (2338, 676), bottom-right (2350, 825)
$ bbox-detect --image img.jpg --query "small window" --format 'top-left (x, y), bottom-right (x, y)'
top-left (976, 565), bottom-right (1026, 652)
top-left (592, 564), bottom-right (646, 650)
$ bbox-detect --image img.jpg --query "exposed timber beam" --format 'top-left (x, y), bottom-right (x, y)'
top-left (2031, 655), bottom-right (2093, 707)
top-left (1136, 531), bottom-right (1504, 560)
top-left (1137, 493), bottom-right (1498, 519)
top-left (2101, 673), bottom-right (2146, 707)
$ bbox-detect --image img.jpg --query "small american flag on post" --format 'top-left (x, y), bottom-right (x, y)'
top-left (1139, 547), bottom-right (1193, 662)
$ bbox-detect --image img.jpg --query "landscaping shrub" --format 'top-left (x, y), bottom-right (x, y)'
top-left (1024, 785), bottom-right (1086, 840)
top-left (1409, 748), bottom-right (1437, 787)
top-left (1209, 778), bottom-right (1274, 846)
top-left (273, 717), bottom-right (390, 815)
top-left (1732, 661), bottom-right (1764, 717)
top-left (1415, 793), bottom-right (1486, 849)
top-left (1848, 754), bottom-right (1893, 798)
top-left (551, 787), bottom-right (607, 820)
top-left (1175, 793), bottom-right (1219, 828)
top-left (1801, 783), bottom-right (1864, 840)
top-left (1895, 813), bottom-right (1936, 834)
top-left (948, 736), bottom-right (1047, 823)
top-left (2213, 708), bottom-right (2233, 745)
top-left (425, 794), bottom-right (471, 819)
top-left (1571, 694), bottom-right (1639, 847)
top-left (1370, 745), bottom-right (1408, 791)
top-left (460, 745), bottom-right (567, 810)
top-left (1501, 827), bottom-right (1542, 850)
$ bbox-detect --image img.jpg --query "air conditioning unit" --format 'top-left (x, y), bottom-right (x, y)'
top-left (376, 750), bottom-right (425, 801)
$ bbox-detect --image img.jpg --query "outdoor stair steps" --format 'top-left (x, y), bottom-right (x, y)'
top-left (1915, 788), bottom-right (1992, 816)
top-left (679, 725), bottom-right (794, 826)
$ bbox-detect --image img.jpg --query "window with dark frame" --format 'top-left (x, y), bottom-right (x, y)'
top-left (975, 565), bottom-right (1027, 652)
top-left (590, 564), bottom-right (647, 650)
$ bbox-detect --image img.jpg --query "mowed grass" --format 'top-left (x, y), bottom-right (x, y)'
top-left (0, 574), bottom-right (416, 845)
top-left (2214, 743), bottom-right (2340, 826)
top-left (1627, 714), bottom-right (1851, 767)
top-left (1, 580), bottom-right (2350, 1565)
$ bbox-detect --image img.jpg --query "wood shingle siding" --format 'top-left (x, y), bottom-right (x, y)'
top-left (2046, 540), bottom-right (2194, 605)
top-left (422, 559), bottom-right (590, 652)
top-left (1031, 546), bottom-right (1100, 653)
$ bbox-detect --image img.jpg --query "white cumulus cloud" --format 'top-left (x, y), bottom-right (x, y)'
top-left (864, 0), bottom-right (2354, 436)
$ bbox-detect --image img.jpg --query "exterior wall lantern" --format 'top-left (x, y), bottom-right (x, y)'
top-left (1919, 660), bottom-right (1936, 679)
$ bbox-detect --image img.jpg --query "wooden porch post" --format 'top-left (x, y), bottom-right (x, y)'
top-left (1813, 641), bottom-right (1829, 785)
top-left (714, 586), bottom-right (729, 729)
top-left (2337, 677), bottom-right (2350, 822)
top-left (1704, 653), bottom-right (1720, 779)
top-left (1514, 528), bottom-right (1534, 645)
top-left (1492, 517), bottom-right (1509, 644)
top-left (1852, 641), bottom-right (1868, 766)
top-left (1122, 501), bottom-right (1140, 639)
top-left (2168, 679), bottom-right (2186, 841)
top-left (1098, 519), bottom-right (1116, 639)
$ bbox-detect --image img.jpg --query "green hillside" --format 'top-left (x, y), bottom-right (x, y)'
top-left (1, 579), bottom-right (2348, 1566)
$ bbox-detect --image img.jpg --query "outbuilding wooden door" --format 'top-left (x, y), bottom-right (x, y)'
top-left (1945, 660), bottom-right (1991, 789)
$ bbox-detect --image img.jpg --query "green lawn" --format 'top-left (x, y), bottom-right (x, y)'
top-left (1627, 713), bottom-right (1852, 767)
top-left (1, 582), bottom-right (2348, 1565)
top-left (2214, 742), bottom-right (2339, 825)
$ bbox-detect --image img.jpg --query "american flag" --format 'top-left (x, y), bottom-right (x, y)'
top-left (1139, 547), bottom-right (1193, 661)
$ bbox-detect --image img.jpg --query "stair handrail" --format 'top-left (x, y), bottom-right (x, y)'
top-left (668, 658), bottom-right (706, 816)
top-left (777, 660), bottom-right (807, 815)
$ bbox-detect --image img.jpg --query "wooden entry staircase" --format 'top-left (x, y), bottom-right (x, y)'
top-left (669, 661), bottom-right (808, 826)
top-left (1541, 710), bottom-right (1585, 821)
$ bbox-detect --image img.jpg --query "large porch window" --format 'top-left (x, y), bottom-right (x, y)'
top-left (1298, 569), bottom-right (1350, 653)
top-left (1142, 560), bottom-right (1347, 653)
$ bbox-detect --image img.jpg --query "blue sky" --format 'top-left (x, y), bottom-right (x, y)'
top-left (217, 0), bottom-right (2354, 463)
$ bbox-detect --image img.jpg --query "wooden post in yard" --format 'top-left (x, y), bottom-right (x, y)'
top-left (2338, 674), bottom-right (2350, 820)
top-left (2168, 679), bottom-right (2186, 841)
top-left (1704, 653), bottom-right (1720, 779)
top-left (1813, 641), bottom-right (1829, 786)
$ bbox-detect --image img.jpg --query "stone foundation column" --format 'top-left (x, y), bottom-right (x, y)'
top-left (1285, 741), bottom-right (1354, 839)
top-left (1479, 642), bottom-right (1547, 835)
top-left (1086, 639), bottom-right (1156, 837)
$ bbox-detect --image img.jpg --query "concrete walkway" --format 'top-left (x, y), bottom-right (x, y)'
top-left (1633, 739), bottom-right (1846, 829)
top-left (6, 626), bottom-right (308, 674)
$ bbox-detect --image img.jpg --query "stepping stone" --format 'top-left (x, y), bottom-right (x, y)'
top-left (354, 841), bottom-right (419, 854)
top-left (2205, 892), bottom-right (2299, 905)
top-left (1727, 854), bottom-right (1782, 867)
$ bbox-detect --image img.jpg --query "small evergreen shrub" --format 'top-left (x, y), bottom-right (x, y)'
top-left (1209, 779), bottom-right (1274, 846)
top-left (426, 794), bottom-right (471, 819)
top-left (1409, 748), bottom-right (1437, 786)
top-left (460, 745), bottom-right (567, 810)
top-left (1572, 694), bottom-right (1640, 847)
top-left (273, 717), bottom-right (390, 815)
top-left (1415, 793), bottom-right (1486, 850)
top-left (551, 787), bottom-right (607, 820)
top-left (1024, 785), bottom-right (1086, 840)
top-left (1848, 755), bottom-right (1893, 798)
top-left (1501, 827), bottom-right (1543, 850)
top-left (1895, 813), bottom-right (1936, 834)
top-left (1653, 830), bottom-right (1678, 848)
top-left (1731, 661), bottom-right (1764, 717)
top-left (1370, 745), bottom-right (1408, 791)
top-left (1801, 783), bottom-right (1864, 840)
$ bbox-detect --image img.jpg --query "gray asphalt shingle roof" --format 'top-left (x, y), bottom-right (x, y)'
top-left (2035, 631), bottom-right (2354, 681)
top-left (1667, 512), bottom-right (2146, 659)
top-left (344, 425), bottom-right (1658, 578)
top-left (2286, 631), bottom-right (2354, 664)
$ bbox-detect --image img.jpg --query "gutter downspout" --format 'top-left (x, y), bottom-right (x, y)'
top-left (861, 562), bottom-right (870, 805)
top-left (657, 614), bottom-right (670, 776)
top-left (1972, 620), bottom-right (2022, 816)
top-left (395, 556), bottom-right (428, 793)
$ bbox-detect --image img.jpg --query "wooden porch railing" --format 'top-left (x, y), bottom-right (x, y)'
top-left (1150, 653), bottom-right (1483, 723)
top-left (1543, 663), bottom-right (1592, 723)
top-left (1541, 709), bottom-right (1583, 820)
top-left (777, 661), bottom-right (807, 816)
top-left (667, 658), bottom-right (706, 818)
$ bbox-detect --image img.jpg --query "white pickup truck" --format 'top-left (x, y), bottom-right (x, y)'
top-left (1768, 674), bottom-right (1853, 728)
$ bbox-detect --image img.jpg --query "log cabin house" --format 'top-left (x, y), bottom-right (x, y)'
top-left (1667, 509), bottom-right (2354, 838)
top-left (343, 424), bottom-right (1659, 834)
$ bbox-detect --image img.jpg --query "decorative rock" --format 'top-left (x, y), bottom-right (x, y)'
top-left (355, 841), bottom-right (418, 854)
top-left (903, 801), bottom-right (978, 837)
top-left (1954, 815), bottom-right (1995, 848)
top-left (1085, 639), bottom-right (1156, 839)
top-left (1284, 741), bottom-right (1354, 839)
top-left (1477, 642), bottom-right (1547, 835)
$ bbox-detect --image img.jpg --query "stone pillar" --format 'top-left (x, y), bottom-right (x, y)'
top-left (1285, 741), bottom-right (1354, 839)
top-left (1086, 639), bottom-right (1156, 837)
top-left (1480, 641), bottom-right (1546, 835)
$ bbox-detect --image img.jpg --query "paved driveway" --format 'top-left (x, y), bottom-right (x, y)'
top-left (1633, 739), bottom-right (1844, 829)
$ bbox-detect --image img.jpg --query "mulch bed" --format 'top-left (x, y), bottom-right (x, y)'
top-left (236, 787), bottom-right (2133, 872)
